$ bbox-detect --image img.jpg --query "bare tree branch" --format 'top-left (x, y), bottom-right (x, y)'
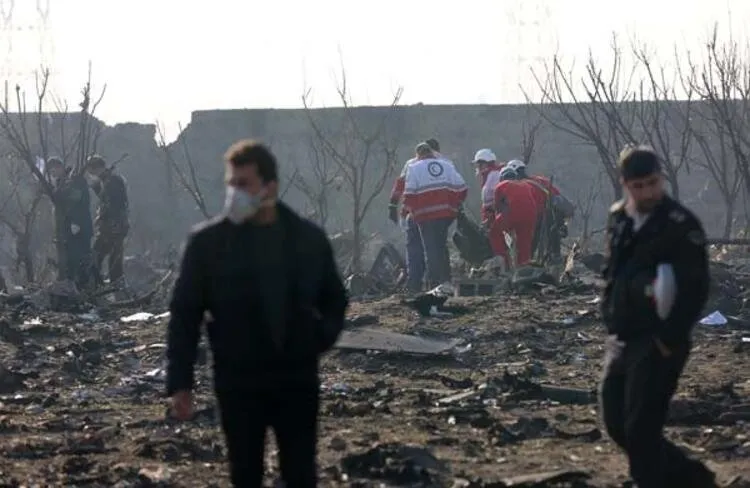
top-left (0, 67), bottom-right (105, 282)
top-left (679, 24), bottom-right (749, 237)
top-left (292, 134), bottom-right (343, 228)
top-left (302, 58), bottom-right (402, 273)
top-left (520, 109), bottom-right (543, 165)
top-left (156, 122), bottom-right (210, 219)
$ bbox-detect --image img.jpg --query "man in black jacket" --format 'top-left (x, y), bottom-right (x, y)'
top-left (600, 146), bottom-right (716, 488)
top-left (166, 140), bottom-right (348, 487)
top-left (47, 157), bottom-right (94, 289)
top-left (85, 155), bottom-right (129, 285)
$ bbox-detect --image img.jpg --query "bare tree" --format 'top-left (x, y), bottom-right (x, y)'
top-left (0, 66), bottom-right (106, 282)
top-left (685, 101), bottom-right (742, 237)
top-left (0, 154), bottom-right (44, 280)
top-left (302, 64), bottom-right (402, 274)
top-left (156, 124), bottom-right (300, 222)
top-left (683, 27), bottom-right (750, 215)
top-left (156, 123), bottom-right (211, 219)
top-left (594, 43), bottom-right (694, 199)
top-left (573, 171), bottom-right (604, 254)
top-left (292, 135), bottom-right (342, 228)
top-left (525, 37), bottom-right (637, 198)
top-left (527, 36), bottom-right (697, 200)
top-left (519, 110), bottom-right (543, 165)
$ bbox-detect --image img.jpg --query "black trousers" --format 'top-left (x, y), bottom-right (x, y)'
top-left (93, 232), bottom-right (126, 283)
top-left (57, 234), bottom-right (94, 290)
top-left (216, 385), bottom-right (319, 487)
top-left (600, 336), bottom-right (714, 488)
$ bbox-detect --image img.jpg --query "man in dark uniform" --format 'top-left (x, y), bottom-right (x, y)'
top-left (166, 140), bottom-right (348, 487)
top-left (85, 155), bottom-right (129, 285)
top-left (47, 157), bottom-right (94, 289)
top-left (600, 146), bottom-right (717, 487)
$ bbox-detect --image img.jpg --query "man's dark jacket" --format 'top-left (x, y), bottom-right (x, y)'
top-left (600, 195), bottom-right (709, 348)
top-left (92, 172), bottom-right (129, 236)
top-left (166, 203), bottom-right (349, 395)
top-left (53, 173), bottom-right (93, 242)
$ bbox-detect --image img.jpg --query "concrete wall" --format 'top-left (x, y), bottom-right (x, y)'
top-left (0, 103), bottom-right (732, 275)
top-left (163, 103), bottom-right (721, 245)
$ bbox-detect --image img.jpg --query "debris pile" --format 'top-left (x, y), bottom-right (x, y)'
top-left (0, 249), bottom-right (748, 485)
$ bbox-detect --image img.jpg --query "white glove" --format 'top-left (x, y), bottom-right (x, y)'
top-left (70, 224), bottom-right (80, 235)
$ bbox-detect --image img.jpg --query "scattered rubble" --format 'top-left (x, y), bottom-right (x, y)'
top-left (0, 252), bottom-right (747, 486)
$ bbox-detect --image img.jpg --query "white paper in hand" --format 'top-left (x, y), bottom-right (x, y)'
top-left (654, 263), bottom-right (677, 320)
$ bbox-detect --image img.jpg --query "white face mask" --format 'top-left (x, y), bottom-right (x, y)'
top-left (224, 186), bottom-right (272, 224)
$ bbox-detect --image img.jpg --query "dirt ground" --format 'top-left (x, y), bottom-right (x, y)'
top-left (0, 284), bottom-right (748, 487)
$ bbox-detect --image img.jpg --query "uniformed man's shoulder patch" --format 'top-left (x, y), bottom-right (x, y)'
top-left (609, 199), bottom-right (626, 214)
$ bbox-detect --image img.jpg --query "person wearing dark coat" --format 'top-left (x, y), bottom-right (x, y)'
top-left (47, 157), bottom-right (94, 289)
top-left (85, 155), bottom-right (129, 285)
top-left (166, 140), bottom-right (348, 487)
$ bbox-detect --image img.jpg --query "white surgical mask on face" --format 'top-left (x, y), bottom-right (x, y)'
top-left (224, 186), bottom-right (267, 224)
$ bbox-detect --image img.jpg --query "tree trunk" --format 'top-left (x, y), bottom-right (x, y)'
top-left (604, 165), bottom-right (622, 200)
top-left (722, 197), bottom-right (735, 239)
top-left (608, 178), bottom-right (622, 200)
top-left (351, 221), bottom-right (362, 275)
top-left (667, 172), bottom-right (680, 201)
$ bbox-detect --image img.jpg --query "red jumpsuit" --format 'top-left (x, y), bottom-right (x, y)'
top-left (488, 179), bottom-right (543, 267)
top-left (522, 175), bottom-right (560, 215)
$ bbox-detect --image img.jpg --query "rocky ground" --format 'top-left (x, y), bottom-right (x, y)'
top-left (0, 268), bottom-right (748, 487)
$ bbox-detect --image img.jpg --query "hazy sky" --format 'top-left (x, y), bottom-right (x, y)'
top-left (0, 0), bottom-right (745, 140)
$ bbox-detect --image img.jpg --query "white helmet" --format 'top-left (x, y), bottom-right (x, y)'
top-left (472, 148), bottom-right (496, 164)
top-left (506, 159), bottom-right (525, 171)
top-left (499, 166), bottom-right (518, 181)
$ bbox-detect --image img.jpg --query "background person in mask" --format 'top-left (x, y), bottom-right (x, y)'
top-left (85, 155), bottom-right (129, 286)
top-left (166, 139), bottom-right (348, 487)
top-left (46, 157), bottom-right (94, 289)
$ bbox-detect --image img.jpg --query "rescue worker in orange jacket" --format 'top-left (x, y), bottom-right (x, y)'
top-left (488, 167), bottom-right (543, 268)
top-left (389, 138), bottom-right (445, 223)
top-left (472, 149), bottom-right (505, 226)
top-left (401, 142), bottom-right (467, 290)
top-left (390, 139), bottom-right (456, 292)
top-left (506, 160), bottom-right (560, 198)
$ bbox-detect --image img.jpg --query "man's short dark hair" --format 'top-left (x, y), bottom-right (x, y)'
top-left (224, 139), bottom-right (278, 183)
top-left (425, 138), bottom-right (440, 152)
top-left (85, 154), bottom-right (106, 171)
top-left (618, 145), bottom-right (661, 181)
top-left (415, 142), bottom-right (433, 158)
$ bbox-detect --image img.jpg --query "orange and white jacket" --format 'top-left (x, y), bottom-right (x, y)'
top-left (403, 157), bottom-right (467, 223)
top-left (390, 152), bottom-right (452, 218)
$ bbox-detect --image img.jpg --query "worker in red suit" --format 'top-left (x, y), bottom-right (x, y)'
top-left (506, 160), bottom-right (574, 261)
top-left (488, 166), bottom-right (543, 268)
top-left (506, 159), bottom-right (560, 198)
top-left (471, 149), bottom-right (505, 226)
